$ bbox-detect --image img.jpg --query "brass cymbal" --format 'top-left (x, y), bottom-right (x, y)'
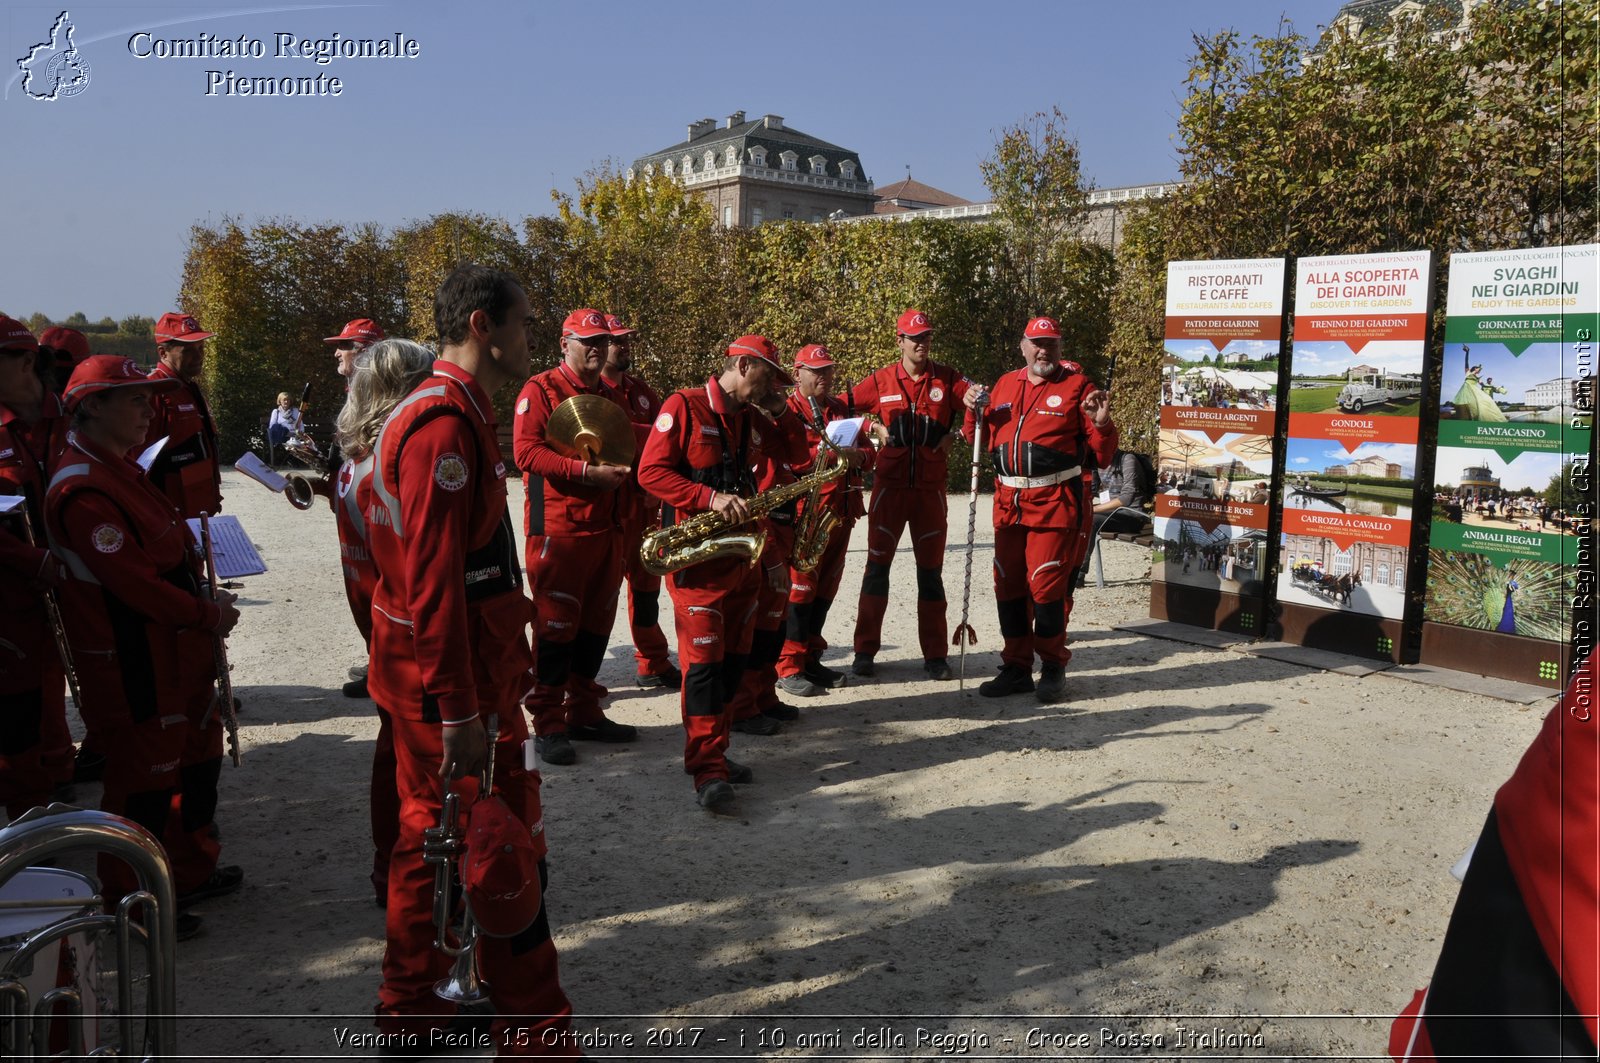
top-left (546, 394), bottom-right (636, 467)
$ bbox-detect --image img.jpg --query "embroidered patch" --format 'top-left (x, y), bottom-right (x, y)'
top-left (91, 523), bottom-right (124, 553)
top-left (516, 396), bottom-right (530, 415)
top-left (879, 393), bottom-right (904, 403)
top-left (929, 386), bottom-right (944, 402)
top-left (1046, 394), bottom-right (1064, 408)
top-left (337, 463), bottom-right (354, 499)
top-left (493, 461), bottom-right (507, 479)
top-left (637, 394), bottom-right (649, 410)
top-left (699, 425), bottom-right (721, 437)
top-left (654, 412), bottom-right (674, 432)
top-left (433, 453), bottom-right (469, 492)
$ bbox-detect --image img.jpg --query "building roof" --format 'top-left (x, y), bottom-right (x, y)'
top-left (1316, 0), bottom-right (1468, 48)
top-left (873, 177), bottom-right (971, 210)
top-left (633, 112), bottom-right (869, 185)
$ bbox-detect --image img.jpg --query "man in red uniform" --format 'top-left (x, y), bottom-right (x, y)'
top-left (600, 314), bottom-right (681, 690)
top-left (143, 312), bottom-right (222, 519)
top-left (776, 344), bottom-right (873, 696)
top-left (327, 317), bottom-right (387, 379)
top-left (37, 326), bottom-right (89, 397)
top-left (365, 265), bottom-right (573, 1052)
top-left (0, 317), bottom-right (74, 815)
top-left (637, 334), bottom-right (808, 811)
top-left (962, 316), bottom-right (1116, 703)
top-left (46, 355), bottom-right (244, 937)
top-left (513, 309), bottom-right (637, 767)
top-left (846, 309), bottom-right (981, 680)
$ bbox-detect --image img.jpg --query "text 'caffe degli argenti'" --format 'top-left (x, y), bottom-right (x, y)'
top-left (126, 30), bottom-right (422, 97)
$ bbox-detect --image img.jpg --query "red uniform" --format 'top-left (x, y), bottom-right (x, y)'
top-left (0, 394), bottom-right (73, 814)
top-left (335, 452), bottom-right (396, 904)
top-left (846, 360), bottom-right (972, 662)
top-left (512, 364), bottom-right (629, 737)
top-left (724, 453), bottom-right (798, 725)
top-left (777, 392), bottom-right (869, 680)
top-left (607, 370), bottom-right (675, 680)
top-left (637, 379), bottom-right (807, 789)
top-left (964, 365), bottom-right (1117, 669)
top-left (365, 361), bottom-right (572, 1051)
top-left (142, 362), bottom-right (222, 519)
top-left (45, 430), bottom-right (227, 896)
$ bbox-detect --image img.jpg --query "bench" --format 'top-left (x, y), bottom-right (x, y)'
top-left (1089, 507), bottom-right (1154, 588)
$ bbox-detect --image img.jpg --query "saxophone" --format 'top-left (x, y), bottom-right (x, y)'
top-left (640, 457), bottom-right (849, 576)
top-left (789, 397), bottom-right (847, 574)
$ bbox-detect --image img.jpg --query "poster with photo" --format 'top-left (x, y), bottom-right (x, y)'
top-left (1423, 243), bottom-right (1596, 664)
top-left (1153, 258), bottom-right (1287, 632)
top-left (1278, 251), bottom-right (1432, 647)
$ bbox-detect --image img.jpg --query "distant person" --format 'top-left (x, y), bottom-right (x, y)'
top-left (37, 326), bottom-right (89, 396)
top-left (1076, 448), bottom-right (1152, 587)
top-left (143, 312), bottom-right (222, 518)
top-left (267, 391), bottom-right (302, 452)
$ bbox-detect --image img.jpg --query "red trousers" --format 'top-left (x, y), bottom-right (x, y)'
top-left (667, 557), bottom-right (760, 789)
top-left (621, 510), bottom-right (673, 677)
top-left (777, 518), bottom-right (853, 679)
top-left (370, 706), bottom-right (399, 904)
top-left (378, 710), bottom-right (575, 1057)
top-left (727, 569), bottom-right (790, 722)
top-left (525, 533), bottom-right (622, 735)
top-left (992, 522), bottom-right (1082, 670)
top-left (854, 486), bottom-right (948, 660)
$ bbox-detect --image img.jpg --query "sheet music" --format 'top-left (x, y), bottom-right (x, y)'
top-left (186, 515), bottom-right (268, 579)
top-left (825, 416), bottom-right (866, 448)
top-left (0, 495), bottom-right (25, 514)
top-left (137, 436), bottom-right (168, 471)
top-left (234, 451), bottom-right (288, 493)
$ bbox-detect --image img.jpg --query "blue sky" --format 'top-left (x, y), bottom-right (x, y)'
top-left (3, 0), bottom-right (1335, 320)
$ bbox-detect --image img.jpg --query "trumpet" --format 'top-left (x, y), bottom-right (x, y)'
top-left (283, 472), bottom-right (325, 511)
top-left (197, 512), bottom-right (242, 767)
top-left (422, 715), bottom-right (498, 1005)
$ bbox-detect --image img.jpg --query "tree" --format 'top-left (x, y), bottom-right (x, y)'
top-left (64, 311), bottom-right (88, 327)
top-left (119, 314), bottom-right (155, 338)
top-left (26, 312), bottom-right (51, 333)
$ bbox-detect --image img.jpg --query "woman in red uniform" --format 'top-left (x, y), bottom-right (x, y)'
top-left (45, 356), bottom-right (243, 935)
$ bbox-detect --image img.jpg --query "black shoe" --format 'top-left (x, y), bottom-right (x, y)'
top-left (731, 714), bottom-right (782, 736)
top-left (72, 748), bottom-right (106, 783)
top-left (175, 910), bottom-right (204, 941)
top-left (806, 660), bottom-right (848, 689)
top-left (535, 733), bottom-right (577, 765)
top-left (178, 865), bottom-right (244, 905)
top-left (696, 779), bottom-right (735, 810)
top-left (637, 663), bottom-right (682, 689)
top-left (567, 717), bottom-right (639, 743)
top-left (1036, 664), bottom-right (1067, 704)
top-left (342, 676), bottom-right (369, 699)
top-left (762, 702), bottom-right (799, 723)
top-left (851, 653), bottom-right (876, 677)
top-left (978, 664), bottom-right (1035, 698)
top-left (725, 759), bottom-right (754, 784)
top-left (923, 658), bottom-right (954, 681)
top-left (776, 674), bottom-right (825, 698)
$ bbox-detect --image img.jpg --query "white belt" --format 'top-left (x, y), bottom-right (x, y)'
top-left (997, 466), bottom-right (1081, 489)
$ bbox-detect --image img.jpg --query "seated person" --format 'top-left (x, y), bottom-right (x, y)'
top-left (1077, 448), bottom-right (1152, 586)
top-left (267, 392), bottom-right (303, 453)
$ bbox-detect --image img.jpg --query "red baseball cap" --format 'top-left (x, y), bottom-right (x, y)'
top-left (896, 309), bottom-right (932, 337)
top-left (323, 318), bottom-right (386, 346)
top-left (728, 334), bottom-right (794, 385)
top-left (1023, 316), bottom-right (1062, 340)
top-left (154, 312), bottom-right (214, 344)
top-left (794, 344), bottom-right (834, 370)
top-left (62, 355), bottom-right (181, 411)
top-left (0, 315), bottom-right (37, 352)
top-left (39, 326), bottom-right (90, 366)
top-left (461, 794), bottom-right (544, 938)
top-left (603, 314), bottom-right (635, 337)
top-left (561, 309), bottom-right (610, 339)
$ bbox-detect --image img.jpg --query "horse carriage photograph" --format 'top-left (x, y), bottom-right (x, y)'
top-left (1289, 562), bottom-right (1361, 606)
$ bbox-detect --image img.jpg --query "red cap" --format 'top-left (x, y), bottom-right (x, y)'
top-left (728, 334), bottom-right (794, 385)
top-left (561, 309), bottom-right (610, 339)
top-left (603, 314), bottom-right (635, 337)
top-left (323, 318), bottom-right (386, 346)
top-left (153, 312), bottom-right (214, 344)
top-left (794, 344), bottom-right (834, 370)
top-left (461, 794), bottom-right (543, 938)
top-left (0, 315), bottom-right (37, 351)
top-left (39, 326), bottom-right (90, 366)
top-left (1023, 316), bottom-right (1062, 340)
top-left (62, 355), bottom-right (181, 411)
top-left (896, 309), bottom-right (932, 337)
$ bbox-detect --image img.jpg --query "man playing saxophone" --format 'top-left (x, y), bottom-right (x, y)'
top-left (636, 334), bottom-right (809, 812)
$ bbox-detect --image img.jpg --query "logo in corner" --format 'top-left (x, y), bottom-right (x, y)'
top-left (18, 11), bottom-right (92, 102)
top-left (433, 453), bottom-right (469, 492)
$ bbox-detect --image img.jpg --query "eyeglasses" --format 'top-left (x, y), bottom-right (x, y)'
top-left (335, 343), bottom-right (359, 353)
top-left (570, 335), bottom-right (607, 349)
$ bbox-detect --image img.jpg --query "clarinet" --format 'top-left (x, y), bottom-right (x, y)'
top-left (197, 512), bottom-right (242, 767)
top-left (18, 508), bottom-right (84, 714)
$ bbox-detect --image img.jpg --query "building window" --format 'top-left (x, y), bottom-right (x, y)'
top-left (782, 209), bottom-right (795, 220)
top-left (749, 147), bottom-right (767, 167)
top-left (1330, 548), bottom-right (1353, 577)
top-left (723, 205), bottom-right (733, 227)
top-left (809, 155), bottom-right (827, 175)
top-left (839, 160), bottom-right (856, 180)
top-left (682, 154), bottom-right (694, 174)
top-left (725, 145), bottom-right (739, 166)
top-left (704, 150), bottom-right (717, 170)
top-left (662, 159), bottom-right (674, 177)
top-left (779, 150), bottom-right (798, 171)
top-left (643, 163), bottom-right (654, 179)
top-left (624, 167), bottom-right (635, 183)
top-left (751, 206), bottom-right (764, 225)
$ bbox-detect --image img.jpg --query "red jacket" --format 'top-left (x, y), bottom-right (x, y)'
top-left (142, 362), bottom-right (223, 519)
top-left (964, 366), bottom-right (1118, 528)
top-left (0, 396), bottom-right (67, 695)
top-left (366, 361), bottom-right (529, 727)
top-left (606, 370), bottom-right (664, 526)
top-left (846, 360), bottom-right (972, 490)
top-left (334, 453), bottom-right (377, 641)
top-left (637, 378), bottom-right (809, 521)
top-left (512, 363), bottom-right (630, 536)
top-left (785, 390), bottom-right (870, 522)
top-left (45, 430), bottom-right (220, 726)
